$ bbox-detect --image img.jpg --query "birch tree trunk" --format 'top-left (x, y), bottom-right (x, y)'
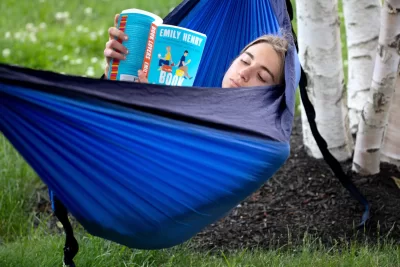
top-left (353, 0), bottom-right (400, 175)
top-left (381, 71), bottom-right (400, 167)
top-left (342, 0), bottom-right (381, 134)
top-left (297, 0), bottom-right (353, 161)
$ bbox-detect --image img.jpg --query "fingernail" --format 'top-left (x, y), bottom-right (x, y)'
top-left (126, 50), bottom-right (129, 54)
top-left (124, 35), bottom-right (128, 40)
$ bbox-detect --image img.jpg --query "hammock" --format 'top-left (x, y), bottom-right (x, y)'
top-left (0, 0), bottom-right (369, 266)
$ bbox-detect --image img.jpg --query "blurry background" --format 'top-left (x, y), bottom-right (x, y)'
top-left (0, 0), bottom-right (349, 79)
top-left (0, 0), bottom-right (182, 77)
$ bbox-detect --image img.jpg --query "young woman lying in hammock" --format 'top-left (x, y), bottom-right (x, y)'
top-left (103, 14), bottom-right (288, 88)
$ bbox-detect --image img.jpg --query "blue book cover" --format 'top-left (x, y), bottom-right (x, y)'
top-left (142, 24), bottom-right (207, 87)
top-left (108, 9), bottom-right (207, 87)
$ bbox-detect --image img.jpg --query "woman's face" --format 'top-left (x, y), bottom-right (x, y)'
top-left (222, 42), bottom-right (283, 88)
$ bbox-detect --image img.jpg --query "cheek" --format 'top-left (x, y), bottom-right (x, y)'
top-left (222, 65), bottom-right (235, 87)
top-left (223, 63), bottom-right (234, 80)
top-left (225, 61), bottom-right (239, 76)
top-left (270, 60), bottom-right (283, 82)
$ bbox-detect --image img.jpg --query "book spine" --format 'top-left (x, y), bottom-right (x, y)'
top-left (109, 15), bottom-right (128, 80)
top-left (142, 23), bottom-right (158, 78)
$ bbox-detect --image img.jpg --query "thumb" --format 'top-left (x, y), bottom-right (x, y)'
top-left (138, 70), bottom-right (148, 83)
top-left (114, 14), bottom-right (120, 27)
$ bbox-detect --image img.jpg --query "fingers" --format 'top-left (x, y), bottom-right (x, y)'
top-left (138, 70), bottom-right (149, 83)
top-left (110, 14), bottom-right (124, 41)
top-left (104, 65), bottom-right (109, 79)
top-left (104, 13), bottom-right (124, 79)
top-left (105, 16), bottom-right (128, 65)
top-left (108, 27), bottom-right (128, 42)
top-left (106, 37), bottom-right (128, 53)
top-left (104, 48), bottom-right (126, 61)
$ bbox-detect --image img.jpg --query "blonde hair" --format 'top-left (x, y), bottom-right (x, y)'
top-left (240, 34), bottom-right (289, 84)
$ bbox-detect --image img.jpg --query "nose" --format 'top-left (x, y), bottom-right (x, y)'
top-left (238, 66), bottom-right (251, 82)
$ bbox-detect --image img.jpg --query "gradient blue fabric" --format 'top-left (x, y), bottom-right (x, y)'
top-left (0, 0), bottom-right (300, 249)
top-left (164, 0), bottom-right (301, 138)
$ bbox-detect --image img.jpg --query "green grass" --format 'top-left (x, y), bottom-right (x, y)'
top-left (1, 228), bottom-right (399, 267)
top-left (0, 136), bottom-right (39, 241)
top-left (2, 1), bottom-right (393, 266)
top-left (0, 0), bottom-right (179, 76)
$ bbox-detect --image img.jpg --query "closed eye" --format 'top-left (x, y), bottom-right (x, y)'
top-left (240, 59), bottom-right (250, 65)
top-left (258, 74), bottom-right (267, 83)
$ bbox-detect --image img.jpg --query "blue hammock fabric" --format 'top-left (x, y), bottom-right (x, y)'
top-left (0, 0), bottom-right (298, 251)
top-left (0, 0), bottom-right (370, 266)
top-left (1, 69), bottom-right (290, 249)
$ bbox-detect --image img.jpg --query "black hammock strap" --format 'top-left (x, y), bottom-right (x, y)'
top-left (52, 194), bottom-right (79, 267)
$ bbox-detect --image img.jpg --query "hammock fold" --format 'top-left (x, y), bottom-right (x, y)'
top-left (0, 0), bottom-right (299, 251)
top-left (0, 69), bottom-right (290, 249)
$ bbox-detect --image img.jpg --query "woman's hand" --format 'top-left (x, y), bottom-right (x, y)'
top-left (137, 70), bottom-right (148, 83)
top-left (103, 14), bottom-right (148, 84)
top-left (104, 14), bottom-right (129, 78)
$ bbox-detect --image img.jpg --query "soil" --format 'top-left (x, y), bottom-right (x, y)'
top-left (190, 117), bottom-right (400, 250)
top-left (33, 117), bottom-right (400, 250)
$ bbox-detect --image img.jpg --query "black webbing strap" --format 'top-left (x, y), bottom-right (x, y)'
top-left (52, 194), bottom-right (79, 266)
top-left (285, 0), bottom-right (370, 227)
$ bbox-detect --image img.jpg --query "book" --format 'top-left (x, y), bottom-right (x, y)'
top-left (108, 9), bottom-right (207, 87)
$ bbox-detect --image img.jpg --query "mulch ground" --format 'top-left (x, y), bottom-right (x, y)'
top-left (33, 117), bottom-right (400, 250)
top-left (190, 117), bottom-right (400, 250)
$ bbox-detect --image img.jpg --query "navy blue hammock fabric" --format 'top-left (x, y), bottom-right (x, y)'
top-left (0, 0), bottom-right (369, 265)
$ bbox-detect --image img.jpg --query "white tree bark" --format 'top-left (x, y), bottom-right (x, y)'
top-left (381, 70), bottom-right (400, 167)
top-left (297, 0), bottom-right (353, 161)
top-left (353, 0), bottom-right (400, 175)
top-left (342, 0), bottom-right (381, 134)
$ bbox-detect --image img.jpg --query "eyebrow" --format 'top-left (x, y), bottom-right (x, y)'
top-left (244, 51), bottom-right (276, 83)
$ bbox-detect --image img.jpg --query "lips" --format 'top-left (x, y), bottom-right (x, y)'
top-left (229, 79), bottom-right (241, 88)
